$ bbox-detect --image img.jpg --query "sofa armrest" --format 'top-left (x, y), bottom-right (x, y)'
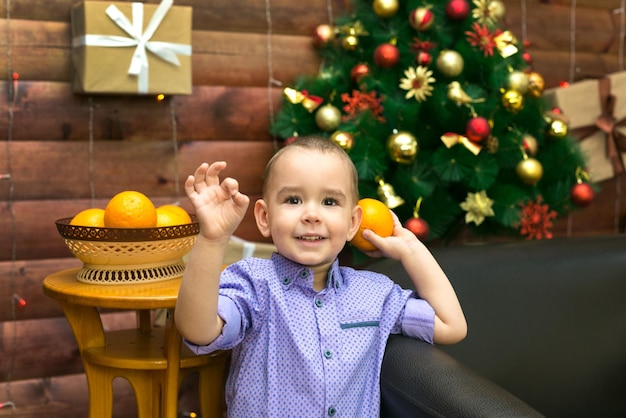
top-left (381, 335), bottom-right (544, 418)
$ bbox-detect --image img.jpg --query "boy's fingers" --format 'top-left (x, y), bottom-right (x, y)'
top-left (204, 161), bottom-right (227, 186)
top-left (184, 175), bottom-right (196, 196)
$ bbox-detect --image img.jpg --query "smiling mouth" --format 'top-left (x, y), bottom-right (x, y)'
top-left (298, 236), bottom-right (325, 241)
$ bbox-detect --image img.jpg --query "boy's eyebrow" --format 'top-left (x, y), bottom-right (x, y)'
top-left (276, 186), bottom-right (348, 198)
top-left (276, 186), bottom-right (302, 195)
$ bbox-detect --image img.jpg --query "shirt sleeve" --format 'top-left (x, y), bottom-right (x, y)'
top-left (183, 294), bottom-right (242, 355)
top-left (401, 296), bottom-right (435, 344)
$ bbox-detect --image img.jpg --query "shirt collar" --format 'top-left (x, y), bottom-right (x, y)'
top-left (270, 253), bottom-right (344, 292)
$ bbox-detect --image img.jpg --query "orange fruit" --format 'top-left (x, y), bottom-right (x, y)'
top-left (103, 191), bottom-right (158, 228)
top-left (350, 198), bottom-right (394, 252)
top-left (70, 208), bottom-right (105, 227)
top-left (156, 205), bottom-right (192, 227)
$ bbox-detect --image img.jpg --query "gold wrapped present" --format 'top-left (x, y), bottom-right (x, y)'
top-left (544, 71), bottom-right (626, 182)
top-left (71, 0), bottom-right (192, 95)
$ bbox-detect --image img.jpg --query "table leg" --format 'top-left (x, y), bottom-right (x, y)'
top-left (58, 301), bottom-right (105, 350)
top-left (58, 301), bottom-right (109, 418)
top-left (162, 308), bottom-right (182, 418)
top-left (137, 309), bottom-right (152, 333)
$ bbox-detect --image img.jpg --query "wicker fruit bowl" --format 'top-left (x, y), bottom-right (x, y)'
top-left (55, 217), bottom-right (199, 285)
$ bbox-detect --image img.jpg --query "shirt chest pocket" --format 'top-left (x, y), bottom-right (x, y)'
top-left (340, 320), bottom-right (380, 330)
top-left (338, 318), bottom-right (381, 364)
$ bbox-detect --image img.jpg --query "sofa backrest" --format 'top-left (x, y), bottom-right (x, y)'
top-left (369, 236), bottom-right (626, 417)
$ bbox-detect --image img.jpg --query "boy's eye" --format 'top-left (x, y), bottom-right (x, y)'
top-left (323, 198), bottom-right (338, 206)
top-left (285, 196), bottom-right (301, 204)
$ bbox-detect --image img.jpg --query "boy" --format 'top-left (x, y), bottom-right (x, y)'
top-left (176, 136), bottom-right (466, 417)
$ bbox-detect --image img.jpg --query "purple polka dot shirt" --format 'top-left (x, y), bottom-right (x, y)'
top-left (184, 253), bottom-right (434, 417)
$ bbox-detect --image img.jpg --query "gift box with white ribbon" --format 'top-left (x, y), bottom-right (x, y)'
top-left (71, 0), bottom-right (192, 95)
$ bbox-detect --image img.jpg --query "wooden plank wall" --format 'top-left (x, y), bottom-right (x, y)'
top-left (0, 0), bottom-right (625, 416)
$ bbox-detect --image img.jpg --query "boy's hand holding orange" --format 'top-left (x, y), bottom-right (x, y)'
top-left (350, 198), bottom-right (394, 252)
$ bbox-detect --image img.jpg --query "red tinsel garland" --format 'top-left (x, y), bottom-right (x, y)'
top-left (341, 90), bottom-right (386, 122)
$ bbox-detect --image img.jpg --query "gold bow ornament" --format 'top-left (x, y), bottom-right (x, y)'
top-left (441, 132), bottom-right (482, 155)
top-left (283, 88), bottom-right (324, 113)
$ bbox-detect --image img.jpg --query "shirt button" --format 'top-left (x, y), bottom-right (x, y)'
top-left (323, 349), bottom-right (333, 359)
top-left (282, 277), bottom-right (291, 285)
top-left (300, 270), bottom-right (308, 278)
top-left (315, 298), bottom-right (323, 308)
top-left (328, 406), bottom-right (337, 416)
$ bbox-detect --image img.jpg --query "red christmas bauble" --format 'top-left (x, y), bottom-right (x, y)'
top-left (351, 63), bottom-right (370, 82)
top-left (405, 217), bottom-right (430, 241)
top-left (522, 52), bottom-right (533, 65)
top-left (445, 0), bottom-right (470, 21)
top-left (374, 43), bottom-right (400, 68)
top-left (416, 51), bottom-right (432, 66)
top-left (410, 7), bottom-right (435, 31)
top-left (465, 116), bottom-right (491, 143)
top-left (570, 182), bottom-right (595, 207)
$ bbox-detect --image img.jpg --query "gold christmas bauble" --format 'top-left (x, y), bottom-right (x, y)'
top-left (501, 89), bottom-right (524, 113)
top-left (342, 35), bottom-right (359, 51)
top-left (437, 50), bottom-right (464, 78)
top-left (386, 131), bottom-right (418, 164)
top-left (516, 157), bottom-right (543, 185)
top-left (527, 72), bottom-right (545, 98)
top-left (547, 118), bottom-right (569, 138)
top-left (410, 7), bottom-right (435, 31)
top-left (506, 70), bottom-right (529, 94)
top-left (543, 110), bottom-right (569, 138)
top-left (315, 104), bottom-right (342, 132)
top-left (329, 131), bottom-right (355, 152)
top-left (373, 0), bottom-right (399, 18)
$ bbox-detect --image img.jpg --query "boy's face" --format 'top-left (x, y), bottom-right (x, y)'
top-left (254, 148), bottom-right (361, 272)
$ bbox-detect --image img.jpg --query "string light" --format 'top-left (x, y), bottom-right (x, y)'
top-left (564, 0), bottom-right (578, 235)
top-left (13, 294), bottom-right (26, 308)
top-left (0, 401), bottom-right (16, 410)
top-left (265, 0), bottom-right (279, 151)
top-left (3, 0), bottom-right (19, 410)
top-left (617, 0), bottom-right (625, 70)
top-left (617, 0), bottom-right (625, 233)
top-left (156, 93), bottom-right (166, 101)
top-left (520, 0), bottom-right (527, 46)
top-left (169, 97), bottom-right (181, 200)
top-left (568, 0), bottom-right (577, 84)
top-left (88, 96), bottom-right (95, 207)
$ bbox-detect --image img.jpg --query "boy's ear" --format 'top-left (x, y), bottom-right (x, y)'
top-left (347, 204), bottom-right (362, 241)
top-left (254, 199), bottom-right (272, 238)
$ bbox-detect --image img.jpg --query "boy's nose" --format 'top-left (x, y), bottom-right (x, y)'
top-left (302, 204), bottom-right (321, 223)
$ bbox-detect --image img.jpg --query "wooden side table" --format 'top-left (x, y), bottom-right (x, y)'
top-left (43, 268), bottom-right (229, 418)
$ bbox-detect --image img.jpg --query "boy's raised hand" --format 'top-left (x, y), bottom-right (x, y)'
top-left (184, 162), bottom-right (250, 241)
top-left (360, 211), bottom-right (420, 260)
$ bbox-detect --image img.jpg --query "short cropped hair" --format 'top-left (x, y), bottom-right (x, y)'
top-left (262, 136), bottom-right (359, 203)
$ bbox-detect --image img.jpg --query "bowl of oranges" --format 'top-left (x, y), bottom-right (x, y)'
top-left (56, 191), bottom-right (199, 285)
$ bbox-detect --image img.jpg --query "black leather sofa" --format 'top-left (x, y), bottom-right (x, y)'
top-left (371, 235), bottom-right (626, 417)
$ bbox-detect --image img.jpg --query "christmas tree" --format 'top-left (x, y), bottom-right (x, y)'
top-left (271, 0), bottom-right (596, 242)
